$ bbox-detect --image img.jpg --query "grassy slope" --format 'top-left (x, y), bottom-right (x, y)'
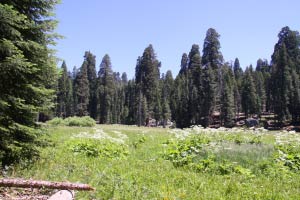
top-left (9, 125), bottom-right (300, 199)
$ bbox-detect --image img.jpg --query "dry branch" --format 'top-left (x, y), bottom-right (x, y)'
top-left (0, 178), bottom-right (94, 191)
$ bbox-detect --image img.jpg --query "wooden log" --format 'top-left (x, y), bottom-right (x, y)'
top-left (0, 178), bottom-right (94, 191)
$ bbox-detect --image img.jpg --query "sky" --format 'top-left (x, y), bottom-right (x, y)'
top-left (55, 0), bottom-right (300, 78)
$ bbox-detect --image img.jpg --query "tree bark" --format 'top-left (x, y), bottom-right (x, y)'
top-left (0, 178), bottom-right (94, 191)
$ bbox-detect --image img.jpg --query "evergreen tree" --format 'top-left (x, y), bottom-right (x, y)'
top-left (153, 91), bottom-right (162, 125)
top-left (179, 53), bottom-right (189, 74)
top-left (290, 70), bottom-right (300, 123)
top-left (190, 45), bottom-right (203, 124)
top-left (65, 74), bottom-right (74, 117)
top-left (74, 61), bottom-right (90, 116)
top-left (233, 58), bottom-right (243, 119)
top-left (56, 61), bottom-right (72, 118)
top-left (163, 70), bottom-right (174, 101)
top-left (173, 74), bottom-right (190, 128)
top-left (201, 65), bottom-right (216, 127)
top-left (202, 28), bottom-right (224, 70)
top-left (135, 45), bottom-right (161, 121)
top-left (124, 80), bottom-right (137, 125)
top-left (202, 28), bottom-right (223, 115)
top-left (97, 54), bottom-right (115, 124)
top-left (121, 72), bottom-right (128, 84)
top-left (271, 44), bottom-right (292, 122)
top-left (241, 68), bottom-right (257, 118)
top-left (253, 71), bottom-right (266, 114)
top-left (162, 97), bottom-right (171, 128)
top-left (271, 27), bottom-right (300, 123)
top-left (84, 51), bottom-right (97, 119)
top-left (0, 0), bottom-right (59, 165)
top-left (220, 65), bottom-right (235, 127)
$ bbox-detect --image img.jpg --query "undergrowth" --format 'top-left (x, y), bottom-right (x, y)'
top-left (6, 125), bottom-right (300, 199)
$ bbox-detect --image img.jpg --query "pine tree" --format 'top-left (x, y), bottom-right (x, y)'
top-left (162, 98), bottom-right (171, 128)
top-left (271, 27), bottom-right (300, 124)
top-left (56, 61), bottom-right (72, 118)
top-left (65, 73), bottom-right (74, 117)
top-left (220, 65), bottom-right (235, 127)
top-left (0, 0), bottom-right (59, 165)
top-left (253, 71), bottom-right (266, 114)
top-left (271, 44), bottom-right (292, 122)
top-left (74, 61), bottom-right (90, 116)
top-left (173, 74), bottom-right (190, 128)
top-left (202, 28), bottom-right (223, 116)
top-left (188, 44), bottom-right (202, 124)
top-left (201, 65), bottom-right (216, 127)
top-left (179, 53), bottom-right (189, 74)
top-left (124, 80), bottom-right (137, 125)
top-left (97, 54), bottom-right (115, 124)
top-left (135, 45), bottom-right (161, 121)
top-left (241, 68), bottom-right (257, 118)
top-left (153, 91), bottom-right (162, 125)
top-left (233, 58), bottom-right (243, 120)
top-left (202, 28), bottom-right (224, 70)
top-left (84, 51), bottom-right (97, 119)
top-left (121, 72), bottom-right (128, 85)
top-left (290, 70), bottom-right (300, 123)
top-left (163, 70), bottom-right (174, 101)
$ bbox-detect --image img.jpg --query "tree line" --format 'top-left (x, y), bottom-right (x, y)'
top-left (56, 27), bottom-right (300, 128)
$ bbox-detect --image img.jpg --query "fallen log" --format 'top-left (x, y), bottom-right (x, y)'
top-left (0, 178), bottom-right (94, 191)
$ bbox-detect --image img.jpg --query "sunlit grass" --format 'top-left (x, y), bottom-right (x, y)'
top-left (8, 125), bottom-right (300, 199)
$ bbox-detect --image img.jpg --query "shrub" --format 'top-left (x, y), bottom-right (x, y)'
top-left (47, 117), bottom-right (64, 126)
top-left (47, 116), bottom-right (96, 127)
top-left (69, 140), bottom-right (129, 158)
top-left (64, 116), bottom-right (96, 127)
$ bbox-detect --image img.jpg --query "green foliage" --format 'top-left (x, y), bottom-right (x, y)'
top-left (64, 116), bottom-right (96, 127)
top-left (275, 143), bottom-right (300, 171)
top-left (84, 51), bottom-right (98, 119)
top-left (164, 135), bottom-right (210, 167)
top-left (132, 136), bottom-right (146, 149)
top-left (241, 67), bottom-right (258, 117)
top-left (8, 125), bottom-right (300, 199)
top-left (47, 117), bottom-right (64, 126)
top-left (202, 28), bottom-right (224, 69)
top-left (97, 54), bottom-right (115, 124)
top-left (163, 130), bottom-right (274, 177)
top-left (56, 61), bottom-right (73, 118)
top-left (0, 0), bottom-right (59, 166)
top-left (47, 116), bottom-right (96, 127)
top-left (74, 60), bottom-right (90, 116)
top-left (69, 140), bottom-right (129, 158)
top-left (135, 45), bottom-right (161, 120)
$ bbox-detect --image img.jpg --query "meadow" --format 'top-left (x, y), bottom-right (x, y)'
top-left (7, 125), bottom-right (300, 199)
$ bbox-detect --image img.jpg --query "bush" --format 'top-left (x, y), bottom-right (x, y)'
top-left (69, 140), bottom-right (129, 158)
top-left (47, 117), bottom-right (64, 126)
top-left (47, 116), bottom-right (96, 127)
top-left (64, 116), bottom-right (96, 127)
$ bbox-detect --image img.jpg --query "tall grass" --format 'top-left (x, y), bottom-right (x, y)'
top-left (7, 125), bottom-right (300, 199)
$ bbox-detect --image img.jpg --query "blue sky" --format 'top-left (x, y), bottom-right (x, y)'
top-left (55, 0), bottom-right (300, 78)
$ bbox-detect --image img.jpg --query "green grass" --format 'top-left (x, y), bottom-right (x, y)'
top-left (7, 125), bottom-right (300, 199)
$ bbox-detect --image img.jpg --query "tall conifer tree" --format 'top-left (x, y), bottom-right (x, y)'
top-left (97, 54), bottom-right (115, 123)
top-left (74, 61), bottom-right (90, 116)
top-left (0, 0), bottom-right (59, 165)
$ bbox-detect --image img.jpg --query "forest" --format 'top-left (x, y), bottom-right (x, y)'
top-left (55, 26), bottom-right (300, 129)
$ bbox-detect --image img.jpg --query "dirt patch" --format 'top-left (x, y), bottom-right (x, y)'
top-left (0, 188), bottom-right (52, 200)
